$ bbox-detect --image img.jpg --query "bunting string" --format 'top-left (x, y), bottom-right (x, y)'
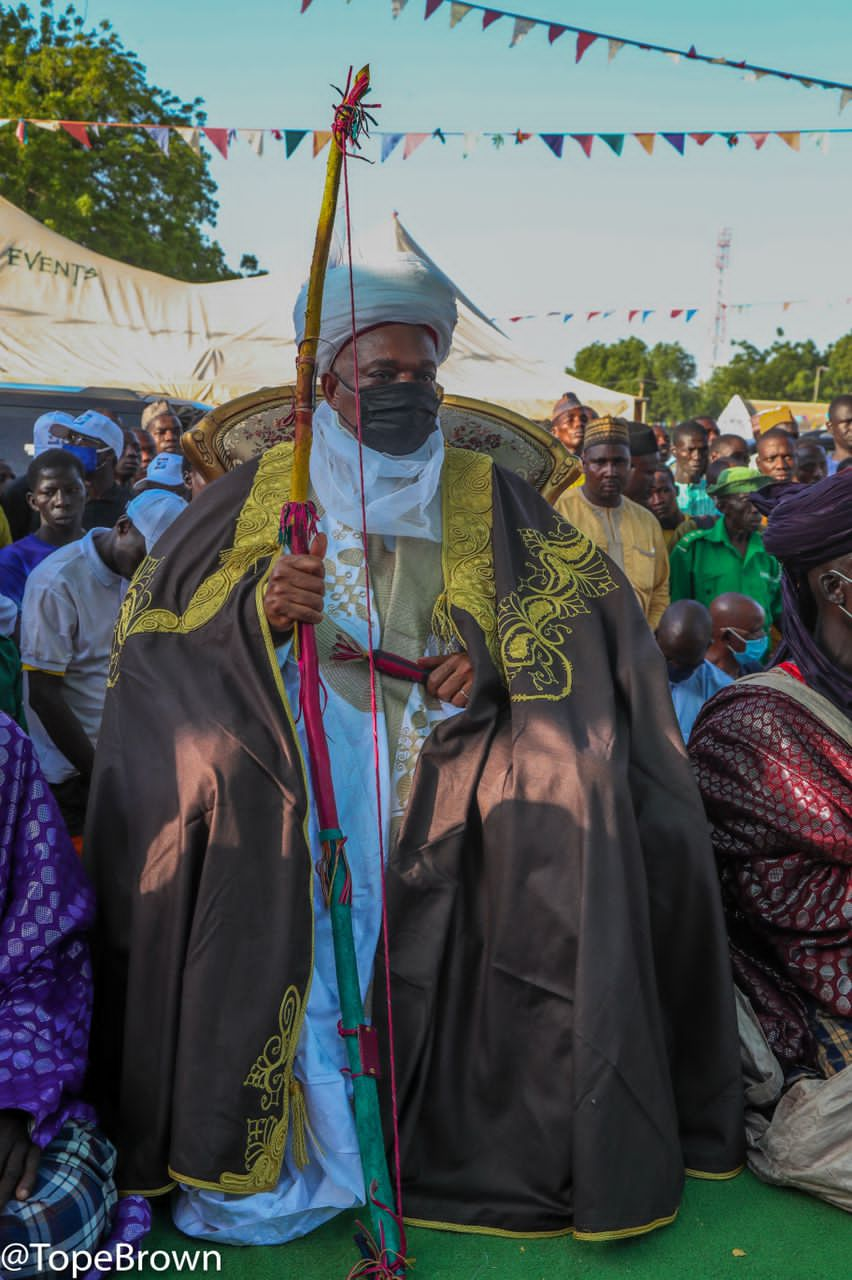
top-left (2, 117), bottom-right (850, 158)
top-left (300, 0), bottom-right (852, 112)
top-left (493, 297), bottom-right (852, 325)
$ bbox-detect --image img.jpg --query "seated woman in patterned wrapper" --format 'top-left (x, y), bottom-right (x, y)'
top-left (0, 714), bottom-right (148, 1274)
top-left (86, 254), bottom-right (743, 1248)
top-left (690, 471), bottom-right (852, 1212)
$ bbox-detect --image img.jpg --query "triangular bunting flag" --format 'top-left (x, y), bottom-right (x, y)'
top-left (511, 17), bottom-right (536, 46)
top-left (607, 39), bottom-right (624, 61)
top-left (798, 79), bottom-right (814, 89)
top-left (381, 133), bottom-right (404, 161)
top-left (562, 314), bottom-right (573, 322)
top-left (665, 52), bottom-right (680, 64)
top-left (641, 310), bottom-right (654, 322)
top-left (635, 133), bottom-right (655, 155)
top-left (391, 0), bottom-right (408, 16)
top-left (840, 89), bottom-right (852, 114)
top-left (778, 131), bottom-right (800, 151)
top-left (540, 134), bottom-right (564, 158)
top-left (663, 133), bottom-right (685, 155)
top-left (514, 130), bottom-right (532, 144)
top-left (491, 133), bottom-right (505, 148)
top-left (60, 121), bottom-right (91, 149)
top-left (685, 309), bottom-right (698, 322)
top-left (449, 2), bottom-right (471, 28)
top-left (242, 129), bottom-right (264, 156)
top-left (749, 132), bottom-right (768, 150)
top-left (462, 131), bottom-right (480, 157)
top-left (149, 126), bottom-right (170, 156)
top-left (628, 309), bottom-right (640, 322)
top-left (300, 0), bottom-right (313, 10)
top-left (572, 134), bottom-right (594, 158)
top-left (686, 45), bottom-right (698, 58)
top-left (587, 312), bottom-right (601, 321)
top-left (602, 310), bottom-right (614, 319)
top-left (285, 130), bottom-right (308, 157)
top-left (689, 133), bottom-right (713, 146)
top-left (32, 120), bottom-right (61, 132)
top-left (174, 126), bottom-right (201, 154)
top-left (203, 127), bottom-right (229, 159)
top-left (815, 132), bottom-right (830, 154)
top-left (548, 24), bottom-right (566, 45)
top-left (313, 130), bottom-right (332, 157)
top-left (424, 0), bottom-right (443, 19)
top-left (670, 309), bottom-right (684, 319)
top-left (15, 120), bottom-right (26, 145)
top-left (600, 134), bottom-right (624, 156)
top-left (782, 302), bottom-right (793, 312)
top-left (403, 132), bottom-right (429, 158)
top-left (482, 9), bottom-right (501, 28)
top-left (576, 31), bottom-right (597, 63)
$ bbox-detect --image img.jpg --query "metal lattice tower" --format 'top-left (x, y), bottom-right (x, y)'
top-left (712, 228), bottom-right (732, 368)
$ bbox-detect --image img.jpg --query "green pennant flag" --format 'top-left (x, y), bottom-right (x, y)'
top-left (600, 133), bottom-right (625, 156)
top-left (285, 130), bottom-right (308, 158)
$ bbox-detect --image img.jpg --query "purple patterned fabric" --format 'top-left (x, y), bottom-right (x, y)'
top-left (0, 712), bottom-right (96, 1147)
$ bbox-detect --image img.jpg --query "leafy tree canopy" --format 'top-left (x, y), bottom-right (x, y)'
top-left (569, 337), bottom-right (698, 421)
top-left (0, 1), bottom-right (254, 281)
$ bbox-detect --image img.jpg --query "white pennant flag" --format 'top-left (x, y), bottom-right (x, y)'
top-left (242, 129), bottom-right (264, 156)
top-left (665, 52), bottom-right (681, 65)
top-left (462, 131), bottom-right (480, 157)
top-left (449, 3), bottom-right (471, 27)
top-left (840, 89), bottom-right (852, 114)
top-left (607, 39), bottom-right (624, 61)
top-left (815, 132), bottom-right (830, 154)
top-left (510, 17), bottom-right (535, 46)
top-left (391, 0), bottom-right (408, 15)
top-left (174, 126), bottom-right (201, 154)
top-left (32, 119), bottom-right (61, 132)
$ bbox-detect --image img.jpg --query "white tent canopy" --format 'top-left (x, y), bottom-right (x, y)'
top-left (0, 195), bottom-right (631, 420)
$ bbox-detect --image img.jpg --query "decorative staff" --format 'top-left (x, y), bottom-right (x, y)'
top-left (279, 67), bottom-right (408, 1279)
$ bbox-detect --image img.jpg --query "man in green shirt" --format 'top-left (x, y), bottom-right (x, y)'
top-left (669, 467), bottom-right (782, 627)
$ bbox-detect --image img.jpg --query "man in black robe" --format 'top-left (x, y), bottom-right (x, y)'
top-left (86, 256), bottom-right (742, 1246)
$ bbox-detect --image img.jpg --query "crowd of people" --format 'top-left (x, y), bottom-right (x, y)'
top-left (0, 257), bottom-right (848, 1270)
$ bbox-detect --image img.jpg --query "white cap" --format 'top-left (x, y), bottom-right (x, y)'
top-left (33, 411), bottom-right (75, 456)
top-left (126, 490), bottom-right (187, 551)
top-left (145, 452), bottom-right (186, 487)
top-left (71, 410), bottom-right (125, 459)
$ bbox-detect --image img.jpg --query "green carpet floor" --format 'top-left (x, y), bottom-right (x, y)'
top-left (140, 1171), bottom-right (847, 1279)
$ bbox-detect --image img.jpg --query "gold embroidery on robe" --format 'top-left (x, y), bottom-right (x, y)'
top-left (499, 522), bottom-right (618, 703)
top-left (218, 985), bottom-right (305, 1192)
top-left (432, 448), bottom-right (499, 671)
top-left (109, 444), bottom-right (295, 685)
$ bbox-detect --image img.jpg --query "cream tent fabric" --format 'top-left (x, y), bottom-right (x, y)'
top-left (0, 195), bottom-right (630, 419)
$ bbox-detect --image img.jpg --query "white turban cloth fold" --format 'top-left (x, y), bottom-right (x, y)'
top-left (293, 254), bottom-right (458, 377)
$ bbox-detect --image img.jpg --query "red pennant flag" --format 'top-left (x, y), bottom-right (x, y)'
top-left (403, 132), bottom-right (430, 159)
top-left (689, 133), bottom-right (713, 146)
top-left (300, 0), bottom-right (313, 10)
top-left (628, 309), bottom-right (640, 322)
top-left (548, 24), bottom-right (567, 45)
top-left (203, 128), bottom-right (229, 159)
top-left (670, 309), bottom-right (684, 319)
top-left (749, 132), bottom-right (768, 150)
top-left (60, 121), bottom-right (91, 149)
top-left (572, 134), bottom-right (594, 158)
top-left (686, 45), bottom-right (698, 58)
top-left (15, 120), bottom-right (26, 145)
top-left (587, 311), bottom-right (601, 321)
top-left (482, 9), bottom-right (501, 28)
top-left (425, 0), bottom-right (443, 18)
top-left (576, 31), bottom-right (597, 63)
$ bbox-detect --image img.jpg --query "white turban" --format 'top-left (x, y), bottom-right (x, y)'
top-left (293, 253), bottom-right (457, 377)
top-left (126, 490), bottom-right (187, 551)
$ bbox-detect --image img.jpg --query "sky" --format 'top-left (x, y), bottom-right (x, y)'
top-left (71, 0), bottom-right (852, 380)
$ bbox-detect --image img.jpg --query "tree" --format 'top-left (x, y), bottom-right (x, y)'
top-left (0, 2), bottom-right (247, 281)
top-left (569, 337), bottom-right (698, 421)
top-left (697, 337), bottom-right (824, 414)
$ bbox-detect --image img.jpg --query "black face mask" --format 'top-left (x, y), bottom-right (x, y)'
top-left (336, 379), bottom-right (440, 456)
